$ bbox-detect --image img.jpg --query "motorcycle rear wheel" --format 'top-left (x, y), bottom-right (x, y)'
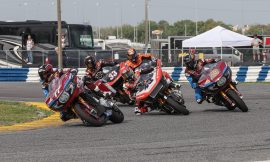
top-left (166, 96), bottom-right (189, 115)
top-left (226, 89), bottom-right (248, 112)
top-left (74, 103), bottom-right (107, 126)
top-left (110, 105), bottom-right (124, 123)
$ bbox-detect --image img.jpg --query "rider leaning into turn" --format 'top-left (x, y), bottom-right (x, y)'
top-left (124, 48), bottom-right (157, 115)
top-left (83, 56), bottom-right (118, 97)
top-left (184, 52), bottom-right (217, 104)
top-left (38, 64), bottom-right (78, 121)
top-left (84, 56), bottom-right (118, 81)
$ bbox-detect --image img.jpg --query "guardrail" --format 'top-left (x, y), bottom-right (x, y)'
top-left (0, 66), bottom-right (269, 82)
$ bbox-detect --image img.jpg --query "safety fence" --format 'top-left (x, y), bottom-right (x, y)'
top-left (0, 66), bottom-right (269, 82)
top-left (1, 47), bottom-right (270, 68)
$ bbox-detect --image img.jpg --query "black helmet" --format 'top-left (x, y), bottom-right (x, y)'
top-left (127, 48), bottom-right (137, 62)
top-left (38, 64), bottom-right (53, 81)
top-left (183, 54), bottom-right (195, 69)
top-left (84, 56), bottom-right (96, 69)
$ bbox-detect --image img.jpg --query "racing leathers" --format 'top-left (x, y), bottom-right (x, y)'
top-left (84, 60), bottom-right (118, 98)
top-left (125, 53), bottom-right (157, 114)
top-left (185, 58), bottom-right (216, 104)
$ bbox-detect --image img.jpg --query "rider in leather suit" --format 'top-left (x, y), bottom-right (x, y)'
top-left (184, 53), bottom-right (217, 104)
top-left (125, 48), bottom-right (157, 115)
top-left (38, 64), bottom-right (78, 121)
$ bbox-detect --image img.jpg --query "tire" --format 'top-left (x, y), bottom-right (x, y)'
top-left (226, 89), bottom-right (248, 112)
top-left (110, 105), bottom-right (124, 123)
top-left (73, 103), bottom-right (107, 127)
top-left (166, 96), bottom-right (189, 115)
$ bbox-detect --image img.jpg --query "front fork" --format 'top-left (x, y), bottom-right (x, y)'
top-left (219, 83), bottom-right (242, 106)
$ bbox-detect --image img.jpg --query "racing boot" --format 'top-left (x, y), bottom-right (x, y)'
top-left (134, 106), bottom-right (152, 115)
top-left (60, 111), bottom-right (77, 122)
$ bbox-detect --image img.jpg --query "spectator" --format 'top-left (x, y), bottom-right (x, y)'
top-left (55, 33), bottom-right (66, 55)
top-left (251, 34), bottom-right (262, 62)
top-left (26, 34), bottom-right (34, 64)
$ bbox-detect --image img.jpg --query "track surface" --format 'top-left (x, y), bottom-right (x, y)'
top-left (0, 82), bottom-right (270, 162)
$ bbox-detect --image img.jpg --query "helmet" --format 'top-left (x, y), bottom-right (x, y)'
top-left (183, 54), bottom-right (195, 69)
top-left (38, 64), bottom-right (53, 81)
top-left (84, 56), bottom-right (96, 69)
top-left (122, 66), bottom-right (134, 81)
top-left (127, 48), bottom-right (137, 62)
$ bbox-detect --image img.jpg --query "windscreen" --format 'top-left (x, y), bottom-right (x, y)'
top-left (69, 26), bottom-right (94, 49)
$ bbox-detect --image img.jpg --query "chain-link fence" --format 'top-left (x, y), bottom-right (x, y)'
top-left (150, 47), bottom-right (270, 67)
top-left (0, 48), bottom-right (269, 68)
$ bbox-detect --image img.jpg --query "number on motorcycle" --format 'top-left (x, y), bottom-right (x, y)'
top-left (108, 71), bottom-right (117, 80)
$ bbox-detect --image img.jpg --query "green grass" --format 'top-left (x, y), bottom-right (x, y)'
top-left (0, 101), bottom-right (53, 126)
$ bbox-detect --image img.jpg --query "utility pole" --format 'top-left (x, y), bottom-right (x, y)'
top-left (57, 0), bottom-right (63, 68)
top-left (144, 0), bottom-right (149, 46)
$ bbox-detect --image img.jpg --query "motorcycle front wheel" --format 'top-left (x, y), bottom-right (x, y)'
top-left (165, 95), bottom-right (189, 115)
top-left (226, 89), bottom-right (248, 112)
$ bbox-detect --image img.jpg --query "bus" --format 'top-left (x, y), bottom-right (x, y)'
top-left (0, 20), bottom-right (94, 67)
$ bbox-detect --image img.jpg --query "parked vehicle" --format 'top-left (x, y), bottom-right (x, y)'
top-left (197, 61), bottom-right (248, 112)
top-left (45, 70), bottom-right (124, 126)
top-left (135, 59), bottom-right (189, 115)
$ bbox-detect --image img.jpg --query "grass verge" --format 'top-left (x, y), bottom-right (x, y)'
top-left (0, 101), bottom-right (53, 126)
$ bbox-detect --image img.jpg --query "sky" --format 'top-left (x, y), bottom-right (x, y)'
top-left (0, 0), bottom-right (269, 28)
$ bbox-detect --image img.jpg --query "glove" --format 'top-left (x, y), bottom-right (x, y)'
top-left (191, 83), bottom-right (197, 89)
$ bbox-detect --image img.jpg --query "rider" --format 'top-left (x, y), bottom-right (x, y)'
top-left (38, 64), bottom-right (77, 121)
top-left (84, 56), bottom-right (118, 81)
top-left (84, 56), bottom-right (118, 98)
top-left (125, 48), bottom-right (157, 115)
top-left (184, 52), bottom-right (217, 104)
top-left (121, 65), bottom-right (138, 101)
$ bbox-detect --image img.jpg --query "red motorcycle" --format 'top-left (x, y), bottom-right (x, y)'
top-left (197, 61), bottom-right (248, 112)
top-left (135, 59), bottom-right (189, 115)
top-left (102, 62), bottom-right (135, 105)
top-left (45, 70), bottom-right (124, 126)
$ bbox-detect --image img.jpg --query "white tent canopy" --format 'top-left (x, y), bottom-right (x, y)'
top-left (182, 26), bottom-right (252, 48)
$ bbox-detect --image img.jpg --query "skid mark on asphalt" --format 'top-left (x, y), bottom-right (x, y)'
top-left (0, 102), bottom-right (63, 132)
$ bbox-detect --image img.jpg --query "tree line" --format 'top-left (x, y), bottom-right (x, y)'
top-left (94, 19), bottom-right (270, 42)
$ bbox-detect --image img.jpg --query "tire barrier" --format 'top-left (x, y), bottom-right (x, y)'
top-left (0, 66), bottom-right (269, 82)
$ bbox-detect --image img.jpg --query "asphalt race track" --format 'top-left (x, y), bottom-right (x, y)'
top-left (0, 82), bottom-right (270, 162)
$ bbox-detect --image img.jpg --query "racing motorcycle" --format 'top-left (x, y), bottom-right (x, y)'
top-left (102, 62), bottom-right (135, 105)
top-left (197, 61), bottom-right (248, 112)
top-left (135, 59), bottom-right (189, 115)
top-left (45, 70), bottom-right (124, 126)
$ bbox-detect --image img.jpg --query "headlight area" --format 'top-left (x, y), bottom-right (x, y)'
top-left (58, 83), bottom-right (75, 104)
top-left (58, 91), bottom-right (70, 104)
top-left (217, 77), bottom-right (227, 87)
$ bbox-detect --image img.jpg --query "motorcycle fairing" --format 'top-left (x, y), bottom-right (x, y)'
top-left (198, 62), bottom-right (228, 88)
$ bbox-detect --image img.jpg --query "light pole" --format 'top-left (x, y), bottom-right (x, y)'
top-left (145, 0), bottom-right (150, 46)
top-left (57, 0), bottom-right (63, 68)
top-left (96, 1), bottom-right (100, 39)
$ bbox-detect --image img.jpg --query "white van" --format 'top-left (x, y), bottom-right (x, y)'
top-left (195, 47), bottom-right (243, 66)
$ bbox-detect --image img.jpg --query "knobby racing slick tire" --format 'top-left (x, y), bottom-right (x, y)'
top-left (226, 89), bottom-right (248, 112)
top-left (73, 102), bottom-right (107, 127)
top-left (166, 96), bottom-right (189, 115)
top-left (110, 105), bottom-right (124, 123)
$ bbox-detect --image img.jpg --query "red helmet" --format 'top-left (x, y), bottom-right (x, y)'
top-left (38, 64), bottom-right (53, 81)
top-left (127, 48), bottom-right (137, 62)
